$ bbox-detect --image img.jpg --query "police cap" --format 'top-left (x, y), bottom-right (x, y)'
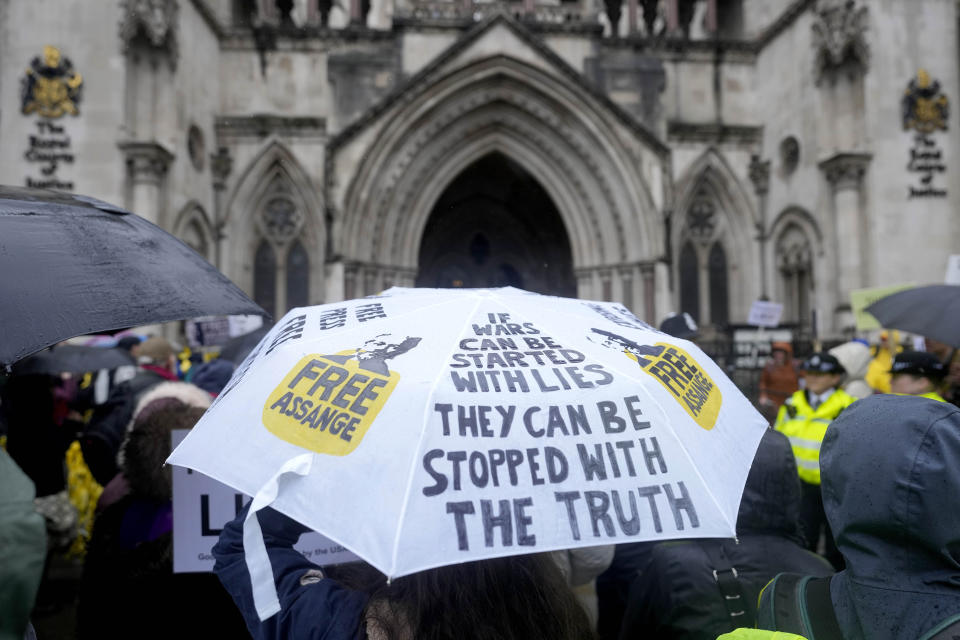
top-left (801, 352), bottom-right (845, 374)
top-left (890, 351), bottom-right (947, 379)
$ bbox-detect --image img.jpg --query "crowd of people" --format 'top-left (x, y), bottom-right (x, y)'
top-left (1, 323), bottom-right (958, 639)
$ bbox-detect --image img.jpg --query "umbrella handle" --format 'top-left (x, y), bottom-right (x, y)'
top-left (243, 453), bottom-right (315, 621)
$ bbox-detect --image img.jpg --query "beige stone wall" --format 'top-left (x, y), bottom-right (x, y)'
top-left (0, 0), bottom-right (126, 205)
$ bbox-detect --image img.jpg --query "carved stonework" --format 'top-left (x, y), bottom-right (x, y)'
top-left (811, 0), bottom-right (869, 83)
top-left (748, 154), bottom-right (771, 196)
top-left (119, 141), bottom-right (174, 184)
top-left (210, 146), bottom-right (233, 191)
top-left (819, 152), bottom-right (871, 191)
top-left (686, 197), bottom-right (716, 242)
top-left (119, 0), bottom-right (179, 67)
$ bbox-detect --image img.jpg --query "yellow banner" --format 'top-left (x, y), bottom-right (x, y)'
top-left (263, 352), bottom-right (399, 456)
top-left (850, 284), bottom-right (913, 331)
top-left (626, 342), bottom-right (722, 431)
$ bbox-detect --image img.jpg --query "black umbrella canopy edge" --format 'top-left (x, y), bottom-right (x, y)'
top-left (864, 284), bottom-right (960, 348)
top-left (0, 186), bottom-right (269, 367)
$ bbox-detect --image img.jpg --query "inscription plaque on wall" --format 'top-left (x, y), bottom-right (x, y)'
top-left (20, 45), bottom-right (82, 190)
top-left (902, 69), bottom-right (948, 199)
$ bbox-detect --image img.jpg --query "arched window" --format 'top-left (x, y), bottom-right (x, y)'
top-left (254, 240), bottom-right (277, 320)
top-left (286, 240), bottom-right (309, 309)
top-left (708, 243), bottom-right (728, 326)
top-left (776, 223), bottom-right (814, 326)
top-left (679, 242), bottom-right (700, 322)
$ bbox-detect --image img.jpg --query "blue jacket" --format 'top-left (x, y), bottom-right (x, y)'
top-left (213, 504), bottom-right (368, 640)
top-left (822, 396), bottom-right (960, 639)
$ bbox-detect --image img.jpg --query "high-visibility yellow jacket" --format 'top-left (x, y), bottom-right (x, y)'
top-left (919, 391), bottom-right (947, 402)
top-left (774, 389), bottom-right (856, 485)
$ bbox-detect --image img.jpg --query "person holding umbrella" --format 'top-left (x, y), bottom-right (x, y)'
top-left (213, 505), bottom-right (595, 639)
top-left (774, 353), bottom-right (856, 568)
top-left (889, 351), bottom-right (948, 402)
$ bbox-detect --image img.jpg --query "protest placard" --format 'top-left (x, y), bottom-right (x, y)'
top-left (171, 429), bottom-right (357, 573)
top-left (747, 301), bottom-right (783, 328)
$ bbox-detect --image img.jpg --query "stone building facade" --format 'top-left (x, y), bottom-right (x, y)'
top-left (1, 0), bottom-right (958, 338)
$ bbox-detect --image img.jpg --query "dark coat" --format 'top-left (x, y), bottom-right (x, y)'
top-left (822, 396), bottom-right (960, 640)
top-left (80, 368), bottom-right (167, 484)
top-left (618, 430), bottom-right (833, 640)
top-left (77, 400), bottom-right (247, 640)
top-left (213, 503), bottom-right (369, 640)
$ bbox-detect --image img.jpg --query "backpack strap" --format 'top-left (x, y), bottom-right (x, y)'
top-left (699, 540), bottom-right (756, 629)
top-left (757, 574), bottom-right (843, 640)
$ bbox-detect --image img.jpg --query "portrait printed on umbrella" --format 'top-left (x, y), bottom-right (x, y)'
top-left (262, 333), bottom-right (422, 456)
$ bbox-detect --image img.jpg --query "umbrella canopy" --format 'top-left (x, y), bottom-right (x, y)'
top-left (0, 186), bottom-right (266, 367)
top-left (219, 325), bottom-right (271, 364)
top-left (13, 344), bottom-right (135, 376)
top-left (865, 285), bottom-right (960, 347)
top-left (168, 287), bottom-right (767, 611)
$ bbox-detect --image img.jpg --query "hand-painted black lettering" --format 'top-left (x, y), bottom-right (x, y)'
top-left (422, 450), bottom-right (448, 496)
top-left (663, 481), bottom-right (699, 530)
top-left (514, 498), bottom-right (536, 546)
top-left (639, 437), bottom-right (667, 474)
top-left (585, 491), bottom-right (615, 537)
top-left (481, 499), bottom-right (512, 547)
top-left (446, 501), bottom-right (475, 550)
top-left (554, 491), bottom-right (582, 540)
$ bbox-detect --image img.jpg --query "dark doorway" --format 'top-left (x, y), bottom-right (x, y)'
top-left (416, 153), bottom-right (576, 296)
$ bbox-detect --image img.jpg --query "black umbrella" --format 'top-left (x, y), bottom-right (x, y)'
top-left (218, 325), bottom-right (271, 364)
top-left (0, 186), bottom-right (267, 367)
top-left (865, 285), bottom-right (960, 347)
top-left (13, 345), bottom-right (135, 376)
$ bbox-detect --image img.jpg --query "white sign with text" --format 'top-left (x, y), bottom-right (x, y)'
top-left (747, 301), bottom-right (784, 328)
top-left (171, 430), bottom-right (358, 573)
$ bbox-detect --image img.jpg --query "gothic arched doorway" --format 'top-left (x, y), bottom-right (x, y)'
top-left (415, 153), bottom-right (576, 296)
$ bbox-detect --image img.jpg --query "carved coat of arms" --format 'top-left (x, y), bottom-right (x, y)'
top-left (902, 69), bottom-right (949, 133)
top-left (21, 46), bottom-right (83, 118)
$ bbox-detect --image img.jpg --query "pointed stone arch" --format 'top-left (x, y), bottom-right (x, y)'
top-left (768, 206), bottom-right (825, 326)
top-left (224, 139), bottom-right (326, 310)
top-left (173, 200), bottom-right (214, 262)
top-left (330, 54), bottom-right (665, 305)
top-left (672, 148), bottom-right (758, 325)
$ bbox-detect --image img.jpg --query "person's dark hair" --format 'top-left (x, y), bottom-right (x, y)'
top-left (123, 403), bottom-right (206, 502)
top-left (327, 554), bottom-right (594, 640)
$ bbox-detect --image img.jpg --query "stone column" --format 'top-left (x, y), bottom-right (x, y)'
top-left (819, 152), bottom-right (871, 332)
top-left (118, 141), bottom-right (174, 227)
top-left (618, 266), bottom-right (634, 311)
top-left (748, 154), bottom-right (771, 300)
top-left (641, 264), bottom-right (656, 324)
top-left (575, 268), bottom-right (593, 300)
top-left (210, 146), bottom-right (233, 271)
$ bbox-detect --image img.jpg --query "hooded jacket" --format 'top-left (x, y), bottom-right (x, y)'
top-left (822, 395), bottom-right (960, 639)
top-left (617, 430), bottom-right (832, 640)
top-left (829, 342), bottom-right (873, 400)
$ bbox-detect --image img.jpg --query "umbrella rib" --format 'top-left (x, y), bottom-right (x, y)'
top-left (387, 294), bottom-right (487, 577)
top-left (496, 296), bottom-right (739, 536)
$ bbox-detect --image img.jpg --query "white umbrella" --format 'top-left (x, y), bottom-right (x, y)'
top-left (168, 287), bottom-right (766, 619)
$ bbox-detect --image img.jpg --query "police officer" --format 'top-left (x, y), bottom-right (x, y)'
top-left (774, 352), bottom-right (855, 568)
top-left (890, 351), bottom-right (948, 402)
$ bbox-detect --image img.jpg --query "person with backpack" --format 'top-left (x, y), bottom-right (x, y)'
top-left (774, 353), bottom-right (855, 567)
top-left (758, 395), bottom-right (960, 640)
top-left (617, 430), bottom-right (832, 640)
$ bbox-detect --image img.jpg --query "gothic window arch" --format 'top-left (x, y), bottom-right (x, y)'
top-left (173, 203), bottom-right (214, 262)
top-left (679, 242), bottom-right (700, 322)
top-left (251, 186), bottom-right (310, 316)
top-left (776, 223), bottom-right (814, 326)
top-left (676, 189), bottom-right (731, 327)
top-left (708, 243), bottom-right (728, 326)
